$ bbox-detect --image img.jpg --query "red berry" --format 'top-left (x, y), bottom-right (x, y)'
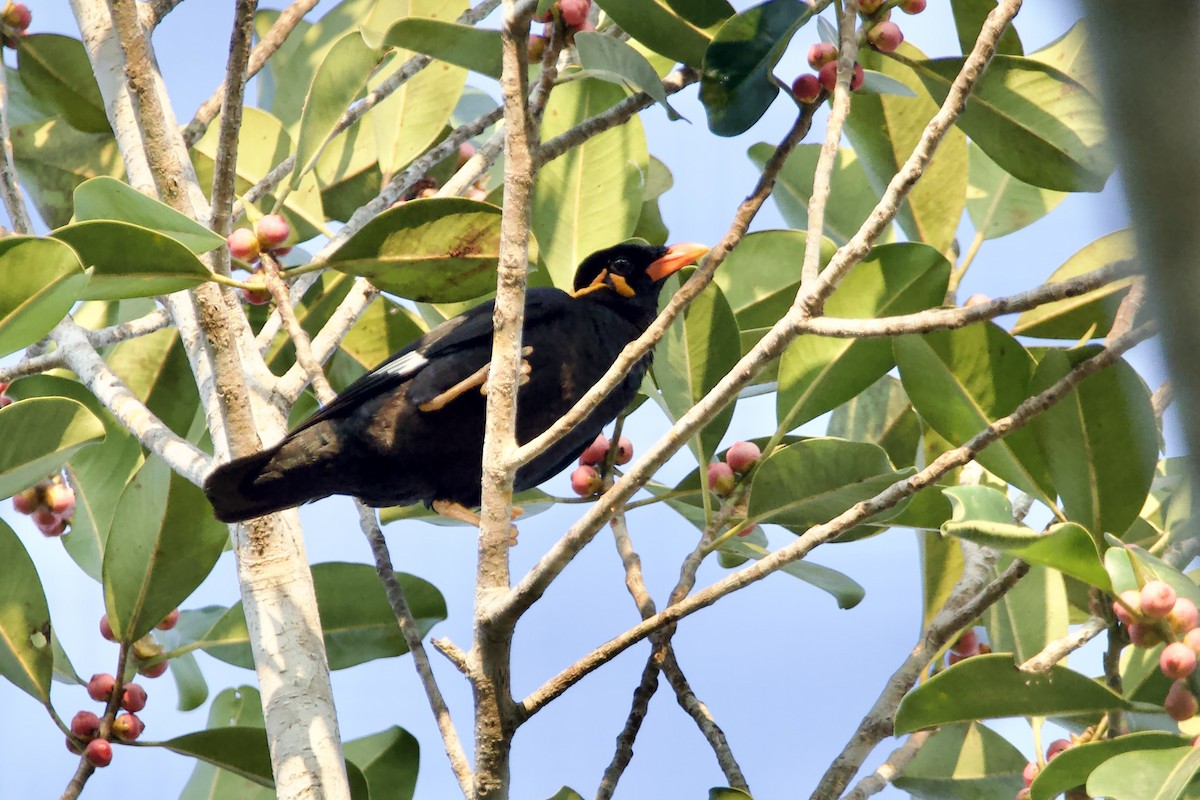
top-left (1184, 628), bottom-right (1200, 653)
top-left (44, 483), bottom-right (75, 515)
top-left (947, 651), bottom-right (967, 666)
top-left (725, 441), bottom-right (762, 473)
top-left (36, 516), bottom-right (66, 537)
top-left (70, 710), bottom-right (101, 739)
top-left (569, 465), bottom-right (602, 496)
top-left (99, 614), bottom-right (116, 642)
top-left (706, 462), bottom-right (736, 496)
top-left (1113, 589), bottom-right (1141, 625)
top-left (1169, 598), bottom-right (1199, 634)
top-left (1162, 642), bottom-right (1197, 680)
top-left (1128, 622), bottom-right (1164, 648)
top-left (241, 270), bottom-right (272, 306)
top-left (85, 738), bottom-right (112, 768)
top-left (457, 141), bottom-right (477, 166)
top-left (614, 436), bottom-right (633, 466)
top-left (867, 21), bottom-right (904, 53)
top-left (120, 683), bottom-right (147, 712)
top-left (86, 673), bottom-right (116, 703)
top-left (559, 0), bottom-right (590, 28)
top-left (818, 61), bottom-right (838, 92)
top-left (157, 609), bottom-right (180, 631)
top-left (1166, 679), bottom-right (1198, 721)
top-left (807, 42), bottom-right (837, 69)
top-left (736, 522), bottom-right (757, 538)
top-left (138, 660), bottom-right (168, 679)
top-left (951, 628), bottom-right (979, 655)
top-left (850, 63), bottom-right (865, 91)
top-left (466, 187), bottom-right (489, 202)
top-left (1046, 738), bottom-right (1072, 760)
top-left (899, 0), bottom-right (926, 13)
top-left (65, 735), bottom-right (81, 755)
top-left (111, 713), bottom-right (144, 742)
top-left (578, 434), bottom-right (609, 467)
top-left (255, 214), bottom-right (291, 248)
top-left (12, 486), bottom-right (39, 515)
top-left (791, 73), bottom-right (822, 103)
top-left (1022, 761), bottom-right (1038, 788)
top-left (5, 3), bottom-right (30, 31)
top-left (1142, 581), bottom-right (1177, 618)
top-left (227, 227), bottom-right (260, 261)
top-left (0, 393), bottom-right (10, 407)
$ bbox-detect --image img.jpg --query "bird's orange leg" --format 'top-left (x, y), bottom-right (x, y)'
top-left (418, 364), bottom-right (491, 412)
top-left (432, 500), bottom-right (521, 544)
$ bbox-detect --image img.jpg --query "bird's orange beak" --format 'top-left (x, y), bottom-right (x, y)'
top-left (647, 242), bottom-right (709, 282)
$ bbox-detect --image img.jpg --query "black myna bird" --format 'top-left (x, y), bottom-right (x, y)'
top-left (203, 241), bottom-right (709, 524)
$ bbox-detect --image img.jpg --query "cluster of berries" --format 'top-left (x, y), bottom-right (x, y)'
top-left (529, 0), bottom-right (592, 57)
top-left (226, 214), bottom-right (291, 306)
top-left (570, 433), bottom-right (632, 496)
top-left (1113, 580), bottom-right (1200, 721)
top-left (68, 676), bottom-right (149, 767)
top-left (790, 0), bottom-right (925, 104)
top-left (99, 610), bottom-right (178, 680)
top-left (705, 441), bottom-right (762, 497)
top-left (946, 627), bottom-right (991, 666)
top-left (1, 2), bottom-right (30, 49)
top-left (1018, 738), bottom-right (1080, 800)
top-left (12, 475), bottom-right (76, 537)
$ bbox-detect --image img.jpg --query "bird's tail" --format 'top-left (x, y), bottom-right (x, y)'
top-left (203, 444), bottom-right (328, 523)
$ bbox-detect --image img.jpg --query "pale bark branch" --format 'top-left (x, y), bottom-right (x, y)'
top-left (840, 730), bottom-right (933, 800)
top-left (1018, 617), bottom-right (1107, 673)
top-left (137, 0), bottom-right (183, 29)
top-left (0, 66), bottom-right (33, 233)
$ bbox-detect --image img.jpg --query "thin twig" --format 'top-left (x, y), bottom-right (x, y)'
top-left (1018, 616), bottom-right (1107, 672)
top-left (137, 0), bottom-right (183, 28)
top-left (0, 67), bottom-right (33, 233)
top-left (840, 730), bottom-right (933, 800)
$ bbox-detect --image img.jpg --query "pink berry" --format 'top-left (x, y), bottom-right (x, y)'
top-left (559, 0), bottom-right (590, 28)
top-left (725, 441), bottom-right (762, 473)
top-left (736, 522), bottom-right (757, 538)
top-left (65, 735), bottom-right (81, 755)
top-left (1169, 598), bottom-right (1199, 634)
top-left (0, 393), bottom-right (10, 407)
top-left (86, 673), bottom-right (116, 703)
top-left (466, 187), bottom-right (489, 202)
top-left (818, 61), bottom-right (838, 92)
top-left (1184, 628), bottom-right (1200, 653)
top-left (138, 660), bottom-right (168, 679)
top-left (706, 462), bottom-right (736, 496)
top-left (43, 483), bottom-right (75, 515)
top-left (5, 3), bottom-right (30, 31)
top-left (569, 465), bottom-right (602, 497)
top-left (120, 683), bottom-right (147, 713)
top-left (1166, 679), bottom-right (1199, 721)
top-left (241, 270), bottom-right (272, 306)
top-left (807, 42), bottom-right (837, 69)
top-left (614, 436), bottom-right (633, 466)
top-left (157, 609), bottom-right (180, 631)
top-left (85, 738), bottom-right (112, 768)
top-left (850, 63), bottom-right (865, 91)
top-left (99, 614), bottom-right (116, 642)
top-left (457, 141), bottom-right (477, 166)
top-left (1142, 581), bottom-right (1178, 618)
top-left (255, 214), bottom-right (291, 248)
top-left (36, 517), bottom-right (66, 537)
top-left (1046, 738), bottom-right (1072, 760)
top-left (1161, 642), bottom-right (1197, 680)
top-left (70, 710), bottom-right (100, 739)
top-left (900, 0), bottom-right (926, 13)
top-left (1128, 622), bottom-right (1164, 648)
top-left (578, 434), bottom-right (609, 467)
top-left (951, 628), bottom-right (979, 655)
top-left (226, 227), bottom-right (260, 262)
top-left (12, 486), bottom-right (39, 515)
top-left (791, 73), bottom-right (822, 103)
top-left (1022, 761), bottom-right (1038, 787)
top-left (1113, 589), bottom-right (1142, 625)
top-left (867, 21), bottom-right (904, 53)
top-left (111, 713), bottom-right (144, 742)
top-left (947, 651), bottom-right (967, 666)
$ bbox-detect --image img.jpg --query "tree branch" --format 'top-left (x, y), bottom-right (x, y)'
top-left (1018, 616), bottom-right (1107, 673)
top-left (0, 66), bottom-right (33, 233)
top-left (840, 730), bottom-right (933, 800)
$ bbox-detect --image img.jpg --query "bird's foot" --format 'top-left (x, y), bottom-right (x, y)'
top-left (432, 499), bottom-right (519, 545)
top-left (478, 347), bottom-right (534, 397)
top-left (418, 363), bottom-right (492, 412)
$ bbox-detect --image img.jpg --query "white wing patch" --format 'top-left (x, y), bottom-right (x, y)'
top-left (376, 350), bottom-right (428, 379)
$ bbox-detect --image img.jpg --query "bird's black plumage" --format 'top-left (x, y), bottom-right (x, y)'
top-left (203, 241), bottom-right (708, 523)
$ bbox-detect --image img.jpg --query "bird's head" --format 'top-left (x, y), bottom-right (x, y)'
top-left (571, 241), bottom-right (710, 302)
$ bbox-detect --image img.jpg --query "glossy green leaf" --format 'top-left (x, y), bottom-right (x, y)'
top-left (846, 45), bottom-right (967, 252)
top-left (718, 538), bottom-right (865, 608)
top-left (574, 32), bottom-right (684, 119)
top-left (894, 653), bottom-right (1134, 734)
top-left (777, 243), bottom-right (950, 431)
top-left (291, 31), bottom-right (381, 188)
top-left (178, 686), bottom-right (272, 800)
top-left (385, 18), bottom-right (501, 78)
top-left (326, 197), bottom-right (526, 301)
top-left (1088, 746), bottom-right (1200, 800)
top-left (828, 376), bottom-right (923, 469)
top-left (532, 78), bottom-right (648, 288)
top-left (316, 121), bottom-right (382, 224)
top-left (653, 278), bottom-right (740, 460)
top-left (894, 722), bottom-right (1026, 800)
top-left (10, 119), bottom-right (122, 229)
top-left (0, 236), bottom-right (87, 357)
top-left (950, 0), bottom-right (1023, 56)
top-left (920, 529), bottom-right (965, 631)
top-left (698, 0), bottom-right (813, 136)
top-left (1031, 732), bottom-right (1190, 800)
top-left (748, 438), bottom-right (911, 529)
top-left (1105, 547), bottom-right (1200, 610)
top-left (894, 323), bottom-right (1056, 507)
top-left (197, 563), bottom-right (446, 669)
top-left (1032, 348), bottom-right (1157, 536)
top-left (947, 517), bottom-right (1111, 593)
top-left (53, 220), bottom-right (211, 300)
top-left (344, 727), bottom-right (420, 800)
top-left (16, 34), bottom-right (109, 133)
top-left (595, 0), bottom-right (730, 67)
top-left (1012, 230), bottom-right (1136, 338)
top-left (967, 143), bottom-right (1067, 239)
top-left (913, 56), bottom-right (1112, 192)
top-left (0, 398), bottom-right (105, 498)
top-left (859, 69), bottom-right (919, 98)
top-left (106, 328), bottom-right (203, 439)
top-left (748, 143), bottom-right (885, 246)
top-left (72, 177), bottom-right (226, 254)
top-left (4, 64), bottom-right (53, 127)
top-left (165, 728), bottom-right (275, 788)
top-left (102, 458), bottom-right (229, 641)
top-left (0, 519), bottom-right (53, 702)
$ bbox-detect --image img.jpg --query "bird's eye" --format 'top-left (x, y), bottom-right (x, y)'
top-left (611, 257), bottom-right (631, 274)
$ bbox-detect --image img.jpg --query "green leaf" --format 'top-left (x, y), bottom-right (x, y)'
top-left (652, 277), bottom-right (741, 460)
top-left (950, 0), bottom-right (1023, 56)
top-left (165, 728), bottom-right (275, 787)
top-left (1030, 20), bottom-right (1098, 95)
top-left (595, 0), bottom-right (731, 67)
top-left (718, 538), bottom-right (865, 608)
top-left (11, 119), bottom-right (122, 229)
top-left (945, 518), bottom-right (1111, 593)
top-left (102, 458), bottom-right (229, 641)
top-left (894, 722), bottom-right (1026, 800)
top-left (1032, 348), bottom-right (1157, 537)
top-left (894, 653), bottom-right (1135, 735)
top-left (846, 45), bottom-right (967, 252)
top-left (1105, 547), bottom-right (1200, 610)
top-left (748, 438), bottom-right (912, 529)
top-left (384, 18), bottom-right (501, 79)
top-left (178, 686), bottom-right (273, 800)
top-left (709, 790), bottom-right (754, 800)
top-left (967, 143), bottom-right (1067, 239)
top-left (53, 220), bottom-right (212, 300)
top-left (532, 77), bottom-right (648, 288)
top-left (748, 143), bottom-right (885, 246)
top-left (985, 560), bottom-right (1068, 662)
top-left (326, 197), bottom-right (526, 302)
top-left (1012, 229), bottom-right (1136, 338)
top-left (1088, 746), bottom-right (1200, 800)
top-left (16, 34), bottom-right (109, 134)
top-left (920, 529), bottom-right (965, 631)
top-left (0, 519), bottom-right (53, 702)
top-left (72, 177), bottom-right (226, 255)
top-left (828, 376), bottom-right (922, 469)
top-left (0, 236), bottom-right (88, 357)
top-left (777, 243), bottom-right (950, 431)
top-left (698, 0), bottom-right (813, 136)
top-left (912, 56), bottom-right (1113, 192)
top-left (1031, 732), bottom-right (1191, 800)
top-left (544, 789), bottom-right (585, 800)
top-left (106, 329), bottom-right (203, 439)
top-left (574, 32), bottom-right (684, 119)
top-left (859, 69), bottom-right (919, 98)
top-left (0, 398), bottom-right (106, 498)
top-left (197, 563), bottom-right (446, 670)
top-left (290, 31), bottom-right (381, 188)
top-left (894, 323), bottom-right (1056, 507)
top-left (344, 727), bottom-right (420, 800)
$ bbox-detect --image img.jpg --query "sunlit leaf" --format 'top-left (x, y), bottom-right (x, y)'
top-left (53, 220), bottom-right (211, 300)
top-left (16, 34), bottom-right (109, 133)
top-left (595, 0), bottom-right (731, 67)
top-left (72, 177), bottom-right (227, 254)
top-left (0, 398), bottom-right (105, 499)
top-left (894, 722), bottom-right (1026, 800)
top-left (0, 519), bottom-right (53, 702)
top-left (0, 237), bottom-right (87, 357)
